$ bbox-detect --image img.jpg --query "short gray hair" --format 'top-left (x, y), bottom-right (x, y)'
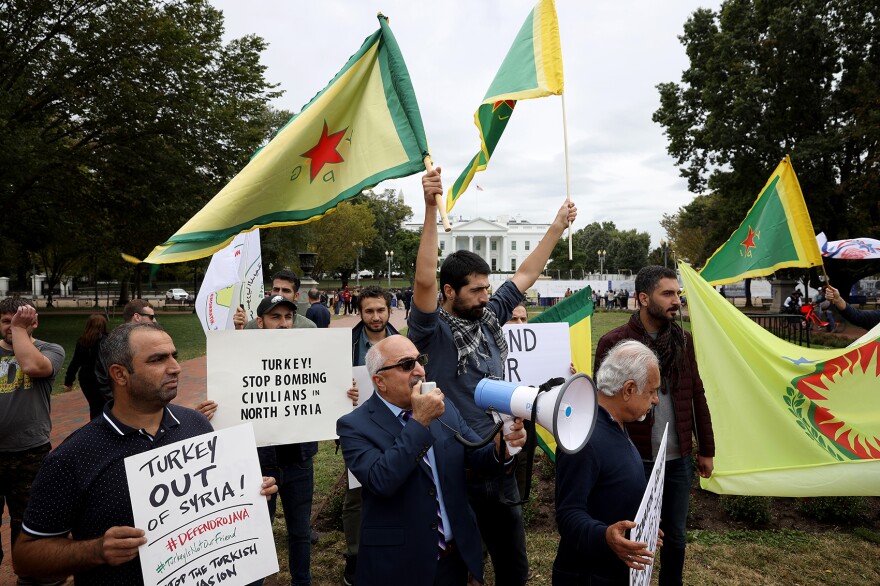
top-left (365, 343), bottom-right (387, 378)
top-left (102, 322), bottom-right (164, 375)
top-left (596, 340), bottom-right (659, 397)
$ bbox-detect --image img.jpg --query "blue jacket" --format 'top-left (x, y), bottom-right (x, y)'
top-left (841, 303), bottom-right (880, 331)
top-left (337, 393), bottom-right (501, 585)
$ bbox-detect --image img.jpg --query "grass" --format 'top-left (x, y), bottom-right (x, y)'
top-left (273, 445), bottom-right (880, 585)
top-left (35, 312), bottom-right (205, 394)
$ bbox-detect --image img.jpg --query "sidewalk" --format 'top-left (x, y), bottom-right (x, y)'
top-left (0, 308), bottom-right (410, 584)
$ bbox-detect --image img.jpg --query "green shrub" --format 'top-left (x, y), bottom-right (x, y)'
top-left (719, 495), bottom-right (772, 524)
top-left (797, 496), bottom-right (867, 523)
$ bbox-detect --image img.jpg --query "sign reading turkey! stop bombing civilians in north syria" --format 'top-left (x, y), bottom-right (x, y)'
top-left (125, 424), bottom-right (278, 586)
top-left (207, 329), bottom-right (352, 446)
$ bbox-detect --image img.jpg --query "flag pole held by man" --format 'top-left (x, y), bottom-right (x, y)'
top-left (446, 0), bottom-right (564, 214)
top-left (131, 14), bottom-right (429, 265)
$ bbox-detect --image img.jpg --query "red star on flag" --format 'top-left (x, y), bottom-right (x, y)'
top-left (741, 226), bottom-right (758, 255)
top-left (492, 100), bottom-right (516, 112)
top-left (302, 121), bottom-right (347, 182)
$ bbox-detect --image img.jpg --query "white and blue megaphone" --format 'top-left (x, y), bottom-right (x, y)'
top-left (474, 373), bottom-right (598, 455)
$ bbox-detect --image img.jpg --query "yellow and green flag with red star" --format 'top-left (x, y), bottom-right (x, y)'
top-left (446, 0), bottom-right (564, 213)
top-left (699, 155), bottom-right (823, 285)
top-left (133, 15), bottom-right (428, 265)
top-left (680, 263), bottom-right (880, 496)
top-left (528, 286), bottom-right (593, 461)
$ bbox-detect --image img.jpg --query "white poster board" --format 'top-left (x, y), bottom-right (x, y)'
top-left (501, 323), bottom-right (572, 385)
top-left (629, 424), bottom-right (668, 586)
top-left (125, 424), bottom-right (278, 586)
top-left (195, 229), bottom-right (263, 333)
top-left (207, 329), bottom-right (353, 446)
top-left (347, 365), bottom-right (375, 490)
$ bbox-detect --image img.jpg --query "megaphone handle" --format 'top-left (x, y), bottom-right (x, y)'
top-left (492, 412), bottom-right (521, 456)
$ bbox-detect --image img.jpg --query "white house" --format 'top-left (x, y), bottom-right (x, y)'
top-left (403, 214), bottom-right (551, 273)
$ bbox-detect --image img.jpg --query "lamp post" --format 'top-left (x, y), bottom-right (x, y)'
top-left (385, 250), bottom-right (394, 288)
top-left (597, 249), bottom-right (606, 279)
top-left (661, 240), bottom-right (668, 268)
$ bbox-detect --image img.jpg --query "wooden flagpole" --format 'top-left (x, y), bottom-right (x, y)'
top-left (424, 156), bottom-right (452, 232)
top-left (562, 93), bottom-right (573, 260)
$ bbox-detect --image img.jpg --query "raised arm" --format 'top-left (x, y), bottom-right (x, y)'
top-left (10, 306), bottom-right (54, 377)
top-left (511, 200), bottom-right (577, 293)
top-left (412, 168), bottom-right (443, 313)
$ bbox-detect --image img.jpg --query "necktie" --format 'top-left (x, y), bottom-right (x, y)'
top-left (401, 410), bottom-right (447, 559)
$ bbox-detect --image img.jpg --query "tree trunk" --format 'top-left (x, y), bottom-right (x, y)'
top-left (744, 278), bottom-right (752, 308)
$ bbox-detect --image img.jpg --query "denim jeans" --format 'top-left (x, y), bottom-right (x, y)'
top-left (253, 458), bottom-right (314, 586)
top-left (467, 473), bottom-right (528, 586)
top-left (643, 456), bottom-right (693, 585)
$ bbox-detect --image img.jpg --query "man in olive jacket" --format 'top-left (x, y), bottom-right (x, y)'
top-left (594, 266), bottom-right (714, 586)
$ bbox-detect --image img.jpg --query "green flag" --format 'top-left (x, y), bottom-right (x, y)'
top-left (446, 0), bottom-right (564, 213)
top-left (132, 15), bottom-right (428, 265)
top-left (529, 287), bottom-right (593, 461)
top-left (680, 263), bottom-right (880, 496)
top-left (699, 156), bottom-right (823, 285)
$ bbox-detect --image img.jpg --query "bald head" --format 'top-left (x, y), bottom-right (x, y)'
top-left (366, 335), bottom-right (426, 409)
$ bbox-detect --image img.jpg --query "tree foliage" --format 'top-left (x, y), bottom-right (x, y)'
top-left (654, 0), bottom-right (880, 295)
top-left (548, 221), bottom-right (651, 276)
top-left (0, 0), bottom-right (280, 296)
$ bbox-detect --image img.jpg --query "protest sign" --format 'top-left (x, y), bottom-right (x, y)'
top-left (630, 424), bottom-right (668, 586)
top-left (125, 424), bottom-right (278, 586)
top-left (207, 329), bottom-right (353, 446)
top-left (347, 365), bottom-right (375, 489)
top-left (502, 322), bottom-right (572, 385)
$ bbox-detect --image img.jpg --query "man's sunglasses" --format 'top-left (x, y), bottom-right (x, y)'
top-left (376, 354), bottom-right (428, 373)
top-left (137, 312), bottom-right (157, 321)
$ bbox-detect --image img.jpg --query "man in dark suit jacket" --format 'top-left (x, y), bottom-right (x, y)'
top-left (337, 335), bottom-right (525, 586)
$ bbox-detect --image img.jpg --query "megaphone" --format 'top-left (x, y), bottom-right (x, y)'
top-left (474, 373), bottom-right (598, 455)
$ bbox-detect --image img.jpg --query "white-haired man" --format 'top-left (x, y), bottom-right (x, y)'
top-left (554, 340), bottom-right (662, 585)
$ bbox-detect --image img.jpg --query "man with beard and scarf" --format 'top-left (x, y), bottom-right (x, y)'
top-left (408, 167), bottom-right (577, 585)
top-left (594, 266), bottom-right (714, 586)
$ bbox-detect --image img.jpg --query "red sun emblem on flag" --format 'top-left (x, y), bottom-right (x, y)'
top-left (741, 226), bottom-right (758, 256)
top-left (786, 341), bottom-right (880, 460)
top-left (301, 121), bottom-right (347, 182)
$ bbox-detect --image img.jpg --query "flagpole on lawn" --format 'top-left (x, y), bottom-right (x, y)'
top-left (561, 93), bottom-right (573, 260)
top-left (424, 156), bottom-right (453, 232)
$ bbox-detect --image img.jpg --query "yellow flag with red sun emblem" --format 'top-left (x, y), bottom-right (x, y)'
top-left (699, 155), bottom-right (823, 286)
top-left (131, 15), bottom-right (428, 265)
top-left (680, 262), bottom-right (880, 496)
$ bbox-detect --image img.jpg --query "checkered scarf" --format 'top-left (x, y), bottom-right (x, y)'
top-left (439, 306), bottom-right (508, 375)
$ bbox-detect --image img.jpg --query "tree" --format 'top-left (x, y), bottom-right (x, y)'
top-left (654, 0), bottom-right (880, 298)
top-left (357, 188), bottom-right (413, 273)
top-left (310, 203), bottom-right (377, 278)
top-left (391, 229), bottom-right (424, 286)
top-left (548, 221), bottom-right (651, 277)
top-left (0, 0), bottom-right (280, 299)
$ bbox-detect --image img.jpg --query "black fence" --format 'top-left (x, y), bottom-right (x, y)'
top-left (743, 313), bottom-right (811, 347)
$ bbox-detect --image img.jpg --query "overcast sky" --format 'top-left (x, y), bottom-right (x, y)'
top-left (209, 0), bottom-right (720, 247)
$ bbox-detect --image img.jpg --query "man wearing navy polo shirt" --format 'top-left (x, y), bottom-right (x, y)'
top-left (13, 323), bottom-right (277, 585)
top-left (409, 168), bottom-right (577, 585)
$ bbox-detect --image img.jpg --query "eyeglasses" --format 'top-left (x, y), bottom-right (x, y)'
top-left (137, 312), bottom-right (157, 321)
top-left (376, 354), bottom-right (428, 373)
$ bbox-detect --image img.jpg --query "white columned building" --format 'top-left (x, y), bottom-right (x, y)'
top-left (403, 214), bottom-right (551, 275)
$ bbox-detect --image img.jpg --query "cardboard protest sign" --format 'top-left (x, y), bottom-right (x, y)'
top-left (630, 424), bottom-right (668, 586)
top-left (207, 329), bottom-right (352, 446)
top-left (125, 424), bottom-right (278, 586)
top-left (501, 323), bottom-right (572, 385)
